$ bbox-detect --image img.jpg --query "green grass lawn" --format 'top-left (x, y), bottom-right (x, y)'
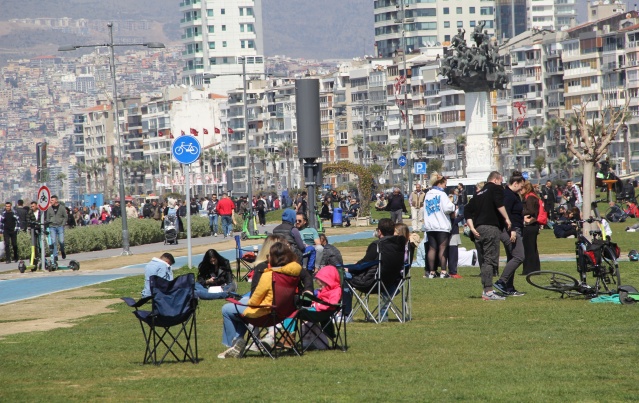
top-left (3, 257), bottom-right (639, 401)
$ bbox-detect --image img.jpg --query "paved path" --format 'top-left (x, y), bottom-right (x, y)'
top-left (0, 230), bottom-right (374, 305)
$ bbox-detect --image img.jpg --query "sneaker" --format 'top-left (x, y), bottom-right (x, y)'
top-left (218, 346), bottom-right (236, 359)
top-left (482, 291), bottom-right (506, 301)
top-left (507, 290), bottom-right (526, 297)
top-left (628, 229), bottom-right (636, 233)
top-left (221, 338), bottom-right (246, 358)
top-left (440, 272), bottom-right (450, 279)
top-left (493, 281), bottom-right (508, 294)
top-left (61, 251), bottom-right (66, 260)
top-left (428, 272), bottom-right (437, 279)
top-left (626, 227), bottom-right (631, 231)
top-left (214, 232), bottom-right (218, 237)
top-left (567, 235), bottom-right (576, 238)
top-left (450, 273), bottom-right (463, 279)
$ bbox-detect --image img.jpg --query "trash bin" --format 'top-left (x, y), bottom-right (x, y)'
top-left (332, 208), bottom-right (343, 227)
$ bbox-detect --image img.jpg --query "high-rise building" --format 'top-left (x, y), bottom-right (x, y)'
top-left (495, 0), bottom-right (527, 41)
top-left (179, 0), bottom-right (265, 93)
top-left (373, 0), bottom-right (496, 58)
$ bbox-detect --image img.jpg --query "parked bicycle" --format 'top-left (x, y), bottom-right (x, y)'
top-left (526, 217), bottom-right (620, 298)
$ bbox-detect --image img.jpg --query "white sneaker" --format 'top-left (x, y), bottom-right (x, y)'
top-left (428, 272), bottom-right (436, 279)
top-left (482, 291), bottom-right (506, 301)
top-left (440, 271), bottom-right (450, 279)
top-left (214, 232), bottom-right (218, 237)
top-left (219, 338), bottom-right (246, 358)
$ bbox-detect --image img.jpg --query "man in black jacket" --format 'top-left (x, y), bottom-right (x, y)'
top-left (540, 180), bottom-right (557, 220)
top-left (15, 200), bottom-right (28, 231)
top-left (1, 201), bottom-right (20, 263)
top-left (385, 187), bottom-right (407, 223)
top-left (465, 171), bottom-right (511, 301)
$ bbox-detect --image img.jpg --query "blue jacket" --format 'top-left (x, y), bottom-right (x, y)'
top-left (141, 258), bottom-right (173, 297)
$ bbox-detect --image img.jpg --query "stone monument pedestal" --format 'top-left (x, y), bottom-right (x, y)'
top-left (464, 91), bottom-right (494, 180)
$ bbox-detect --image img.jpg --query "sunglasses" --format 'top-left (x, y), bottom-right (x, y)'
top-left (295, 220), bottom-right (303, 223)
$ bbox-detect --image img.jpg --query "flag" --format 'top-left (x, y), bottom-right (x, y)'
top-left (228, 127), bottom-right (234, 134)
top-left (203, 128), bottom-right (208, 134)
top-left (214, 127), bottom-right (220, 134)
top-left (158, 131), bottom-right (163, 137)
top-left (181, 130), bottom-right (185, 136)
top-left (170, 134), bottom-right (174, 139)
top-left (190, 128), bottom-right (198, 136)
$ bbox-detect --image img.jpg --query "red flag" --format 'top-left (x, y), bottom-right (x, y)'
top-left (228, 127), bottom-right (234, 134)
top-left (203, 128), bottom-right (208, 134)
top-left (214, 127), bottom-right (220, 134)
top-left (170, 134), bottom-right (175, 139)
top-left (158, 131), bottom-right (163, 137)
top-left (181, 130), bottom-right (185, 136)
top-left (190, 128), bottom-right (198, 136)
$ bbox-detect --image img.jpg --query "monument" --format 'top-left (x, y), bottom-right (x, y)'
top-left (439, 22), bottom-right (508, 179)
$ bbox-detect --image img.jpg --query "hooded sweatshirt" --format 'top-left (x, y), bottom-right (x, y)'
top-left (423, 187), bottom-right (456, 232)
top-left (244, 261), bottom-right (302, 318)
top-left (313, 265), bottom-right (342, 312)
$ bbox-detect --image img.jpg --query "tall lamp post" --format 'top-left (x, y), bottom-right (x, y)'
top-left (398, 0), bottom-right (413, 194)
top-left (59, 22), bottom-right (165, 255)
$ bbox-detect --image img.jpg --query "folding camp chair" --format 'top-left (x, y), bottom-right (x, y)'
top-left (295, 266), bottom-right (347, 353)
top-left (344, 236), bottom-right (406, 324)
top-left (226, 271), bottom-right (301, 359)
top-left (122, 273), bottom-right (199, 365)
top-left (235, 235), bottom-right (256, 281)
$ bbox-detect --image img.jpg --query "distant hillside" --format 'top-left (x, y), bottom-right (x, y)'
top-left (0, 0), bottom-right (373, 61)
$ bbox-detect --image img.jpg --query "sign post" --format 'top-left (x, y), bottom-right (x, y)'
top-left (172, 135), bottom-right (201, 269)
top-left (37, 185), bottom-right (51, 271)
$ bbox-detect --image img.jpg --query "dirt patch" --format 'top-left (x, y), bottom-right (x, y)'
top-left (0, 288), bottom-right (119, 340)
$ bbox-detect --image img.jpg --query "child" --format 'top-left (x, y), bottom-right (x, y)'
top-left (301, 265), bottom-right (342, 350)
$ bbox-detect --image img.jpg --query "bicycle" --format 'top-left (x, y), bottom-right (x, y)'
top-left (526, 217), bottom-right (621, 298)
top-left (174, 143), bottom-right (199, 156)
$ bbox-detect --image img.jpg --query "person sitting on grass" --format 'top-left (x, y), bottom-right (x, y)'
top-left (141, 253), bottom-right (175, 298)
top-left (195, 249), bottom-right (236, 300)
top-left (218, 242), bottom-right (302, 359)
top-left (553, 207), bottom-right (580, 239)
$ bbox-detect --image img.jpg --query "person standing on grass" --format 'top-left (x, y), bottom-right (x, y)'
top-left (522, 182), bottom-right (542, 275)
top-left (409, 183), bottom-right (426, 232)
top-left (465, 171), bottom-right (511, 301)
top-left (423, 174), bottom-right (456, 279)
top-left (386, 187), bottom-right (407, 223)
top-left (493, 172), bottom-right (526, 297)
top-left (541, 180), bottom-right (557, 221)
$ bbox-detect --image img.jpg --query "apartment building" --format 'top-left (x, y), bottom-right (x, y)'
top-left (495, 0), bottom-right (527, 40)
top-left (374, 0), bottom-right (496, 58)
top-left (179, 0), bottom-right (265, 93)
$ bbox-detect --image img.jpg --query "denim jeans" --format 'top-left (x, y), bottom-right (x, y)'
top-left (221, 215), bottom-right (233, 236)
top-left (209, 214), bottom-right (219, 234)
top-left (221, 297), bottom-right (248, 347)
top-left (49, 226), bottom-right (65, 258)
top-left (195, 282), bottom-right (236, 300)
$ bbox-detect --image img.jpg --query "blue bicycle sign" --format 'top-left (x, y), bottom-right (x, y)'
top-left (172, 136), bottom-right (201, 165)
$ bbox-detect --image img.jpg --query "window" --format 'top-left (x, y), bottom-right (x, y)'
top-left (444, 34), bottom-right (451, 42)
top-left (443, 7), bottom-right (449, 14)
top-left (239, 7), bottom-right (244, 16)
top-left (221, 8), bottom-right (225, 14)
top-left (456, 7), bottom-right (462, 14)
top-left (480, 7), bottom-right (493, 15)
top-left (240, 24), bottom-right (244, 32)
top-left (469, 7), bottom-right (475, 13)
top-left (470, 20), bottom-right (476, 27)
top-left (208, 25), bottom-right (214, 33)
top-left (247, 7), bottom-right (253, 16)
top-left (223, 57), bottom-right (229, 64)
top-left (209, 57), bottom-right (216, 65)
top-left (457, 21), bottom-right (463, 28)
top-left (223, 41), bottom-right (227, 47)
top-left (208, 42), bottom-right (215, 50)
top-left (444, 21), bottom-right (450, 28)
top-left (207, 9), bottom-right (213, 17)
top-left (222, 25), bottom-right (226, 31)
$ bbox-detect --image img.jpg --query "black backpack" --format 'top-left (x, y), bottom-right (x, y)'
top-left (142, 203), bottom-right (152, 218)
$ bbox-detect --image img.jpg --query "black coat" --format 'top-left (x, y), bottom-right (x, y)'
top-left (349, 235), bottom-right (406, 291)
top-left (197, 250), bottom-right (233, 287)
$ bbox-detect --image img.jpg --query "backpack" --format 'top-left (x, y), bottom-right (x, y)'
top-left (527, 194), bottom-right (547, 226)
top-left (142, 203), bottom-right (151, 218)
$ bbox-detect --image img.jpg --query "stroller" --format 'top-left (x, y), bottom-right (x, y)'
top-left (163, 214), bottom-right (179, 245)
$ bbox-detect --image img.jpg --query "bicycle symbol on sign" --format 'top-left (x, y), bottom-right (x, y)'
top-left (174, 142), bottom-right (199, 156)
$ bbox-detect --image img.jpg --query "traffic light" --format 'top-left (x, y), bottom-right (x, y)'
top-left (36, 142), bottom-right (47, 182)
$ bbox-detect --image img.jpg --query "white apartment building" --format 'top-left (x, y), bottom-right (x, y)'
top-left (527, 0), bottom-right (577, 32)
top-left (179, 0), bottom-right (265, 93)
top-left (374, 0), bottom-right (496, 58)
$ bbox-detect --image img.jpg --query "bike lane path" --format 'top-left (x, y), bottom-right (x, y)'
top-left (0, 231), bottom-right (374, 305)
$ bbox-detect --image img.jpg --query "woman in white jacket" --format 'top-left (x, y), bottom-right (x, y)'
top-left (423, 174), bottom-right (456, 278)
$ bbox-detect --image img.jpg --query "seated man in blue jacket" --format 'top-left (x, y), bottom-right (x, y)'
top-left (141, 253), bottom-right (175, 298)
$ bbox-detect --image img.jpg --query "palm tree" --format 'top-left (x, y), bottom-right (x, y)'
top-left (256, 149), bottom-right (269, 190)
top-left (96, 156), bottom-right (109, 195)
top-left (380, 143), bottom-right (398, 188)
top-left (456, 134), bottom-right (467, 177)
top-left (89, 162), bottom-right (100, 195)
top-left (268, 152), bottom-right (280, 187)
top-left (553, 154), bottom-right (570, 179)
top-left (525, 126), bottom-right (545, 160)
top-left (544, 117), bottom-right (562, 160)
top-left (56, 173), bottom-right (66, 198)
top-left (73, 162), bottom-right (87, 196)
top-left (321, 138), bottom-right (333, 162)
top-left (492, 126), bottom-right (507, 173)
top-left (411, 138), bottom-right (427, 160)
top-left (351, 135), bottom-right (364, 166)
top-left (430, 136), bottom-right (443, 159)
top-left (248, 148), bottom-right (259, 193)
top-left (281, 141), bottom-right (294, 190)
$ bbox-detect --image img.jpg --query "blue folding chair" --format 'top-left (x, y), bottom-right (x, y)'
top-left (122, 273), bottom-right (199, 365)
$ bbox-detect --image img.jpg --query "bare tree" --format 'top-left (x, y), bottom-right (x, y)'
top-left (561, 102), bottom-right (629, 222)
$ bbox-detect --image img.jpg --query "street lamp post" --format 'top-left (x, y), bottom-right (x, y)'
top-left (59, 22), bottom-right (164, 256)
top-left (399, 0), bottom-right (413, 194)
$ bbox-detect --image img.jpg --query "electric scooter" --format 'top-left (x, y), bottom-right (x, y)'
top-left (240, 211), bottom-right (268, 240)
top-left (17, 221), bottom-right (80, 273)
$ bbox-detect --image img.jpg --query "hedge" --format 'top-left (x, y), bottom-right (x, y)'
top-left (7, 216), bottom-right (245, 261)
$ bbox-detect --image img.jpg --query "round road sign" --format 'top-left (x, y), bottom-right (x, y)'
top-left (397, 155), bottom-right (407, 167)
top-left (172, 135), bottom-right (201, 165)
top-left (37, 185), bottom-right (51, 211)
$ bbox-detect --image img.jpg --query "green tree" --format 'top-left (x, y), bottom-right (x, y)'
top-left (456, 134), bottom-right (467, 177)
top-left (281, 141), bottom-right (294, 190)
top-left (492, 126), bottom-right (507, 173)
top-left (351, 134), bottom-right (364, 166)
top-left (533, 155), bottom-right (546, 181)
top-left (56, 173), bottom-right (66, 198)
top-left (427, 159), bottom-right (443, 175)
top-left (525, 126), bottom-right (545, 160)
top-left (544, 117), bottom-right (562, 160)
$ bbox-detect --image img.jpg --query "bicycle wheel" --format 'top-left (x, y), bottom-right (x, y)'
top-left (599, 246), bottom-right (621, 293)
top-left (526, 271), bottom-right (580, 293)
